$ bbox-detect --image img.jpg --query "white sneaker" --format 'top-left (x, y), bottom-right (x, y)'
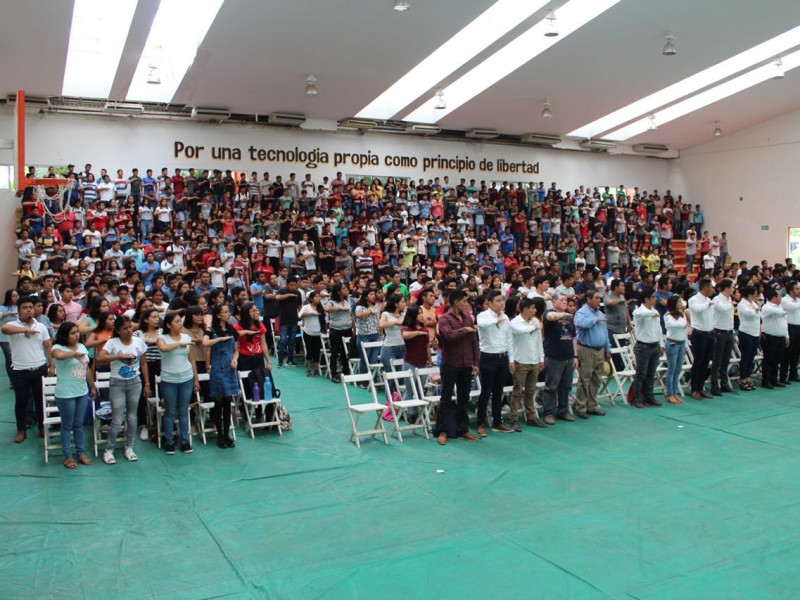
top-left (139, 426), bottom-right (149, 441)
top-left (103, 450), bottom-right (116, 465)
top-left (124, 448), bottom-right (138, 462)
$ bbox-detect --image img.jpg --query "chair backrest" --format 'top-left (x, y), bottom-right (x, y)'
top-left (384, 370), bottom-right (419, 399)
top-left (238, 370), bottom-right (252, 401)
top-left (389, 358), bottom-right (405, 372)
top-left (613, 332), bottom-right (633, 348)
top-left (341, 374), bottom-right (379, 407)
top-left (361, 341), bottom-right (384, 366)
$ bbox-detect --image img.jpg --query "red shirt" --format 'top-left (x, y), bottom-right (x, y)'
top-left (234, 322), bottom-right (267, 356)
top-left (402, 325), bottom-right (429, 367)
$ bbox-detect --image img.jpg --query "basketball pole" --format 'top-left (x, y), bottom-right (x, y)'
top-left (15, 89), bottom-right (25, 189)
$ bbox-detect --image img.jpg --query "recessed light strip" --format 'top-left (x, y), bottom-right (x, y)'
top-left (355, 0), bottom-right (548, 120)
top-left (605, 49), bottom-right (800, 140)
top-left (569, 24), bottom-right (800, 140)
top-left (126, 0), bottom-right (225, 103)
top-left (62, 0), bottom-right (139, 98)
top-left (403, 0), bottom-right (621, 124)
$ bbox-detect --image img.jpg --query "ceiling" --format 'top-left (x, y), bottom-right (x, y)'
top-left (3, 0), bottom-right (800, 150)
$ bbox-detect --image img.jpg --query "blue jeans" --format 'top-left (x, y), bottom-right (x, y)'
top-left (357, 333), bottom-right (380, 375)
top-left (107, 377), bottom-right (142, 451)
top-left (160, 378), bottom-right (193, 445)
top-left (665, 341), bottom-right (685, 397)
top-left (380, 345), bottom-right (406, 394)
top-left (140, 219), bottom-right (153, 238)
top-left (279, 323), bottom-right (298, 363)
top-left (55, 394), bottom-right (89, 457)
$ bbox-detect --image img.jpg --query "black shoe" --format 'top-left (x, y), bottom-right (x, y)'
top-left (643, 399), bottom-right (662, 407)
top-left (277, 362), bottom-right (284, 369)
top-left (588, 409), bottom-right (607, 415)
top-left (763, 383), bottom-right (775, 389)
top-left (217, 437), bottom-right (228, 448)
top-left (287, 360), bottom-right (297, 366)
top-left (632, 401), bottom-right (645, 409)
top-left (780, 379), bottom-right (790, 385)
top-left (577, 412), bottom-right (589, 419)
top-left (165, 442), bottom-right (176, 455)
top-left (525, 418), bottom-right (547, 428)
top-left (710, 389), bottom-right (723, 397)
top-left (224, 436), bottom-right (236, 448)
top-left (180, 442), bottom-right (193, 454)
top-left (331, 376), bottom-right (341, 384)
top-left (775, 382), bottom-right (787, 388)
top-left (407, 414), bottom-right (417, 424)
top-left (720, 386), bottom-right (734, 393)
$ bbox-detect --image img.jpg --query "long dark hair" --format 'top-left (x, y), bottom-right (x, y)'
top-left (3, 289), bottom-right (16, 308)
top-left (210, 303), bottom-right (233, 337)
top-left (54, 322), bottom-right (78, 347)
top-left (112, 316), bottom-right (132, 338)
top-left (666, 294), bottom-right (682, 319)
top-left (185, 306), bottom-right (204, 330)
top-left (402, 305), bottom-right (421, 328)
top-left (87, 296), bottom-right (106, 322)
top-left (238, 301), bottom-right (260, 331)
top-left (138, 308), bottom-right (160, 333)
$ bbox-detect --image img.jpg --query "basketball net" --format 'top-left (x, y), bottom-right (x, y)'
top-left (28, 178), bottom-right (74, 219)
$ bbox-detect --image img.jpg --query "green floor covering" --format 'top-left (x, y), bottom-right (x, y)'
top-left (2, 369), bottom-right (800, 599)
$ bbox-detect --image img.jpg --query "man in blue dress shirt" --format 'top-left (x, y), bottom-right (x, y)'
top-left (573, 289), bottom-right (611, 418)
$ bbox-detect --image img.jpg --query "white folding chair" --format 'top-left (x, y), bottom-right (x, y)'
top-left (238, 370), bottom-right (283, 438)
top-left (341, 374), bottom-right (388, 448)
top-left (361, 340), bottom-right (385, 388)
top-left (267, 318), bottom-right (279, 357)
top-left (91, 372), bottom-right (111, 457)
top-left (382, 370), bottom-right (429, 442)
top-left (319, 333), bottom-right (332, 379)
top-left (41, 376), bottom-right (61, 464)
top-left (193, 373), bottom-right (237, 445)
top-left (342, 336), bottom-right (361, 381)
top-left (609, 346), bottom-right (635, 405)
top-left (414, 366), bottom-right (440, 425)
top-left (613, 332), bottom-right (634, 348)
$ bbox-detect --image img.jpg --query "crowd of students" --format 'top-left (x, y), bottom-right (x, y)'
top-left (9, 162), bottom-right (795, 463)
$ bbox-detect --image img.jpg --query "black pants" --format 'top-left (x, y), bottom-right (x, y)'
top-left (689, 330), bottom-right (714, 393)
top-left (477, 353), bottom-right (508, 427)
top-left (633, 342), bottom-right (660, 402)
top-left (12, 365), bottom-right (47, 432)
top-left (710, 329), bottom-right (734, 390)
top-left (762, 334), bottom-right (786, 386)
top-left (781, 324), bottom-right (800, 381)
top-left (329, 328), bottom-right (351, 378)
top-left (435, 364), bottom-right (472, 438)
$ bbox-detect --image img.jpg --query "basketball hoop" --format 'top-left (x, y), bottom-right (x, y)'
top-left (24, 178), bottom-right (74, 218)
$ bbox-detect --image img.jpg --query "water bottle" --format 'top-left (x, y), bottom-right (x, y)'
top-left (263, 376), bottom-right (273, 401)
top-left (253, 382), bottom-right (260, 403)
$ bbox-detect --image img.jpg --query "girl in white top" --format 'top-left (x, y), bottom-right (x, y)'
top-left (299, 291), bottom-right (323, 377)
top-left (379, 294), bottom-right (407, 395)
top-left (663, 296), bottom-right (687, 404)
top-left (281, 240), bottom-right (296, 268)
top-left (156, 313), bottom-right (199, 454)
top-left (736, 284), bottom-right (761, 391)
top-left (97, 316), bottom-right (149, 464)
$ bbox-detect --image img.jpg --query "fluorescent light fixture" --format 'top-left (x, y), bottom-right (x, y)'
top-left (713, 121), bottom-right (722, 137)
top-left (605, 48), bottom-right (800, 140)
top-left (404, 0), bottom-right (621, 124)
top-left (62, 0), bottom-right (138, 97)
top-left (773, 57), bottom-right (785, 79)
top-left (541, 100), bottom-right (553, 118)
top-left (355, 0), bottom-right (549, 120)
top-left (127, 0), bottom-right (225, 103)
top-left (570, 24), bottom-right (800, 139)
top-left (434, 88), bottom-right (446, 109)
top-left (544, 10), bottom-right (558, 37)
top-left (393, 0), bottom-right (410, 11)
top-left (662, 33), bottom-right (677, 56)
top-left (305, 75), bottom-right (318, 97)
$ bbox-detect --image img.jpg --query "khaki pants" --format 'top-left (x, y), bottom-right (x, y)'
top-left (575, 346), bottom-right (604, 415)
top-left (509, 362), bottom-right (540, 423)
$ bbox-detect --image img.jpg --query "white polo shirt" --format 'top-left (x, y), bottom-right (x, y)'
top-left (688, 293), bottom-right (714, 332)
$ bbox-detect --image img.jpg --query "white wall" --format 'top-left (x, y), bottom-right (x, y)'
top-left (0, 189), bottom-right (19, 291)
top-left (0, 111), bottom-right (669, 191)
top-left (671, 107), bottom-right (800, 264)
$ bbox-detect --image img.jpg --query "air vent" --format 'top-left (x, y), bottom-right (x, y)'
top-left (267, 112), bottom-right (306, 126)
top-left (339, 118), bottom-right (378, 129)
top-left (104, 102), bottom-right (144, 114)
top-left (465, 128), bottom-right (499, 140)
top-left (632, 143), bottom-right (669, 154)
top-left (191, 106), bottom-right (231, 120)
top-left (405, 123), bottom-right (441, 135)
top-left (520, 133), bottom-right (562, 145)
top-left (579, 139), bottom-right (617, 150)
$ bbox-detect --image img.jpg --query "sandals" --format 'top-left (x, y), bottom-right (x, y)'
top-left (63, 457), bottom-right (77, 469)
top-left (77, 454), bottom-right (92, 466)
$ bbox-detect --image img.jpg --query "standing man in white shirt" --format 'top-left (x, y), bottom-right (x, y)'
top-left (780, 281), bottom-right (800, 383)
top-left (710, 278), bottom-right (736, 395)
top-left (761, 288), bottom-right (790, 389)
top-left (631, 287), bottom-right (664, 408)
top-left (1, 296), bottom-right (55, 443)
top-left (476, 290), bottom-right (514, 435)
top-left (508, 297), bottom-right (547, 431)
top-left (688, 279), bottom-right (715, 400)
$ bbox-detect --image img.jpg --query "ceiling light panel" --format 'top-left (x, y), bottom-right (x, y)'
top-left (355, 0), bottom-right (549, 120)
top-left (62, 0), bottom-right (139, 98)
top-left (569, 24), bottom-right (800, 139)
top-left (403, 0), bottom-right (621, 124)
top-left (604, 48), bottom-right (800, 140)
top-left (127, 0), bottom-right (225, 103)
